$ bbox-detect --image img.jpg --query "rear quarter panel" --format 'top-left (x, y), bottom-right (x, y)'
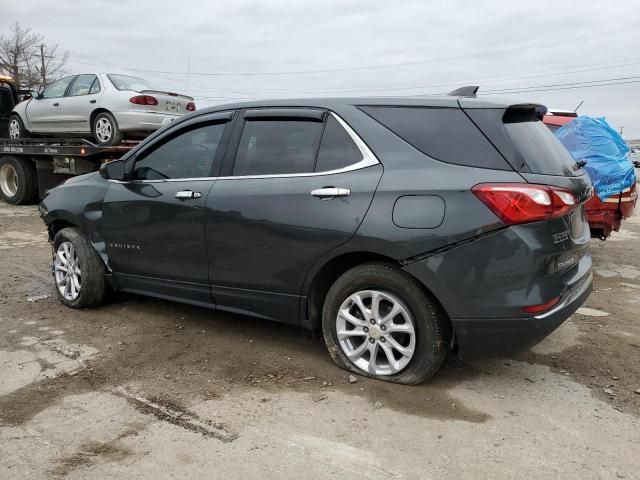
top-left (330, 104), bottom-right (525, 260)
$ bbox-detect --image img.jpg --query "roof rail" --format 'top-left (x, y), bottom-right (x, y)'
top-left (448, 86), bottom-right (479, 97)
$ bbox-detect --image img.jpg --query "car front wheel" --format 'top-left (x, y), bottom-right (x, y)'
top-left (8, 114), bottom-right (29, 139)
top-left (322, 263), bottom-right (450, 385)
top-left (53, 228), bottom-right (106, 308)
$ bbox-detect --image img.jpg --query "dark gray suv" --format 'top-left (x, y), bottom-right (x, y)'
top-left (39, 94), bottom-right (593, 384)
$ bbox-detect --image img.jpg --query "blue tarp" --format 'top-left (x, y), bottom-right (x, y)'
top-left (554, 116), bottom-right (636, 201)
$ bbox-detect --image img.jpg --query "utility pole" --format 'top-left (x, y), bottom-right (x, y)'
top-left (34, 44), bottom-right (54, 88)
top-left (39, 44), bottom-right (46, 87)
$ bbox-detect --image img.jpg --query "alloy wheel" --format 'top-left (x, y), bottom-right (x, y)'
top-left (336, 290), bottom-right (416, 375)
top-left (0, 163), bottom-right (18, 197)
top-left (8, 119), bottom-right (20, 139)
top-left (54, 241), bottom-right (82, 301)
top-left (95, 117), bottom-right (113, 143)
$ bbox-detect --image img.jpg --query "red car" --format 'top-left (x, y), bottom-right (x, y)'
top-left (543, 110), bottom-right (637, 239)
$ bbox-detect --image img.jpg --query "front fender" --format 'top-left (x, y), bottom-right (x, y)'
top-left (40, 172), bottom-right (111, 269)
top-left (11, 99), bottom-right (31, 130)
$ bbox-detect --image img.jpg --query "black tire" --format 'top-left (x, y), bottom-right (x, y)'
top-left (322, 263), bottom-right (451, 385)
top-left (92, 111), bottom-right (123, 146)
top-left (0, 155), bottom-right (38, 205)
top-left (53, 227), bottom-right (106, 308)
top-left (8, 114), bottom-right (30, 139)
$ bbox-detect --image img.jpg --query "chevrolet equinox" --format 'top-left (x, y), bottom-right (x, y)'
top-left (39, 92), bottom-right (593, 384)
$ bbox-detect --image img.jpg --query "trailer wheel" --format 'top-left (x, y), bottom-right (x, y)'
top-left (0, 156), bottom-right (38, 205)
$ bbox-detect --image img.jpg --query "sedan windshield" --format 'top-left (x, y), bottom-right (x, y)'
top-left (108, 74), bottom-right (154, 92)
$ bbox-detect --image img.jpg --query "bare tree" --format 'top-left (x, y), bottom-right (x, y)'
top-left (0, 23), bottom-right (69, 89)
top-left (0, 23), bottom-right (42, 87)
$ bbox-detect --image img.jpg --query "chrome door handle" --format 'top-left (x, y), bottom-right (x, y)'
top-left (174, 190), bottom-right (201, 200)
top-left (311, 187), bottom-right (351, 199)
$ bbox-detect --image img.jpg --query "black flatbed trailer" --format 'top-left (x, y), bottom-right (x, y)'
top-left (0, 138), bottom-right (137, 205)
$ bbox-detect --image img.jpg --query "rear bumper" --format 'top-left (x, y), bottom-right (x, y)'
top-left (452, 271), bottom-right (592, 359)
top-left (585, 186), bottom-right (636, 238)
top-left (114, 111), bottom-right (182, 132)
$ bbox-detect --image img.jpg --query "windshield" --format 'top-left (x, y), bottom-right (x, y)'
top-left (108, 74), bottom-right (154, 92)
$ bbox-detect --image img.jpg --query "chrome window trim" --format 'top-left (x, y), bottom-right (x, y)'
top-left (109, 112), bottom-right (379, 184)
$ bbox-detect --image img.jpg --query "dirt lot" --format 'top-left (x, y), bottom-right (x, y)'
top-left (1, 198), bottom-right (639, 479)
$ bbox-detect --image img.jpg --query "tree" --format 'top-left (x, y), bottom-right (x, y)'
top-left (0, 22), bottom-right (69, 89)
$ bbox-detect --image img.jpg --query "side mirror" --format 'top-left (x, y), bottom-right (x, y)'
top-left (30, 90), bottom-right (41, 99)
top-left (100, 159), bottom-right (127, 181)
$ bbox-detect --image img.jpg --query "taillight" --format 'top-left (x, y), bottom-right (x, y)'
top-left (186, 102), bottom-right (196, 112)
top-left (472, 183), bottom-right (577, 225)
top-left (129, 95), bottom-right (158, 106)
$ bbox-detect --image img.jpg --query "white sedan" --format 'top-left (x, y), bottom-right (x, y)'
top-left (9, 73), bottom-right (195, 146)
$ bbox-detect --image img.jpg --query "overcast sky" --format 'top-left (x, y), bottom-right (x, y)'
top-left (3, 0), bottom-right (640, 138)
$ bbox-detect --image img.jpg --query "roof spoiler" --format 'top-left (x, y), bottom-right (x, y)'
top-left (448, 85), bottom-right (479, 97)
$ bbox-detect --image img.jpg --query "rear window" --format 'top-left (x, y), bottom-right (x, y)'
top-left (108, 74), bottom-right (154, 92)
top-left (359, 106), bottom-right (510, 170)
top-left (504, 111), bottom-right (580, 177)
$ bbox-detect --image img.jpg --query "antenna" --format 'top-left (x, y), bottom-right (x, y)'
top-left (573, 100), bottom-right (584, 112)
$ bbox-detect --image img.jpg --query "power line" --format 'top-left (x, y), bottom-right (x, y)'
top-left (193, 76), bottom-right (640, 103)
top-left (480, 75), bottom-right (640, 94)
top-left (181, 59), bottom-right (640, 96)
top-left (64, 23), bottom-right (639, 78)
top-left (480, 79), bottom-right (640, 95)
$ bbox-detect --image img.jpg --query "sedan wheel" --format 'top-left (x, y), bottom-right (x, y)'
top-left (92, 112), bottom-right (123, 146)
top-left (94, 117), bottom-right (113, 144)
top-left (336, 290), bottom-right (416, 375)
top-left (8, 118), bottom-right (21, 139)
top-left (54, 241), bottom-right (82, 301)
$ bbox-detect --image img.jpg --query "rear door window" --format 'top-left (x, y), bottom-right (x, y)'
top-left (359, 105), bottom-right (510, 170)
top-left (67, 74), bottom-right (98, 97)
top-left (315, 115), bottom-right (362, 172)
top-left (233, 119), bottom-right (324, 176)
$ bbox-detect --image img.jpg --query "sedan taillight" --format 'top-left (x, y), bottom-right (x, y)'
top-left (186, 102), bottom-right (196, 112)
top-left (129, 95), bottom-right (158, 106)
top-left (472, 183), bottom-right (577, 225)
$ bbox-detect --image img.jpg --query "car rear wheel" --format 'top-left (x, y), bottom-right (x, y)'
top-left (8, 114), bottom-right (29, 139)
top-left (0, 155), bottom-right (38, 205)
top-left (92, 112), bottom-right (123, 146)
top-left (322, 263), bottom-right (450, 385)
top-left (53, 228), bottom-right (106, 308)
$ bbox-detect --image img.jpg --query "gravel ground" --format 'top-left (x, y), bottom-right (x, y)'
top-left (0, 199), bottom-right (639, 479)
